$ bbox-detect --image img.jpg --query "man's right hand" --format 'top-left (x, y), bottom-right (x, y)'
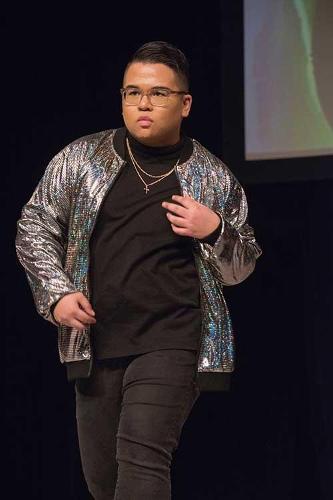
top-left (53, 292), bottom-right (96, 330)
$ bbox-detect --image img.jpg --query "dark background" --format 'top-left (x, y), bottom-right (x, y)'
top-left (4, 2), bottom-right (333, 499)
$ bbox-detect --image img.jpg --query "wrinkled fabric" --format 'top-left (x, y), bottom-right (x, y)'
top-left (75, 349), bottom-right (200, 499)
top-left (15, 129), bottom-right (262, 375)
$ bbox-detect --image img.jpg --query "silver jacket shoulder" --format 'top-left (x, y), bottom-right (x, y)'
top-left (15, 129), bottom-right (114, 324)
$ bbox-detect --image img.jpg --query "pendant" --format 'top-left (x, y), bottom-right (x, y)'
top-left (144, 185), bottom-right (149, 194)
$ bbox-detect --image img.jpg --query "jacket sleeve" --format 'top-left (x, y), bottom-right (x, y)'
top-left (15, 145), bottom-right (80, 325)
top-left (198, 164), bottom-right (262, 286)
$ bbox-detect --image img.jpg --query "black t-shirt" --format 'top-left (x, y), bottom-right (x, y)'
top-left (88, 127), bottom-right (220, 359)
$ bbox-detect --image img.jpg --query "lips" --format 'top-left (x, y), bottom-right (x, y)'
top-left (137, 116), bottom-right (153, 127)
top-left (138, 116), bottom-right (153, 122)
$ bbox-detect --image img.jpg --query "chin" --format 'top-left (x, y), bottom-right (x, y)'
top-left (132, 127), bottom-right (159, 144)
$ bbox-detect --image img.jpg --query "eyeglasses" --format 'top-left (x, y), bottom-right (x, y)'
top-left (120, 87), bottom-right (187, 107)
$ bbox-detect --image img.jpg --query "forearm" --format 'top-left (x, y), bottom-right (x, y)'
top-left (206, 216), bottom-right (261, 284)
top-left (199, 211), bottom-right (262, 286)
top-left (16, 210), bottom-right (78, 323)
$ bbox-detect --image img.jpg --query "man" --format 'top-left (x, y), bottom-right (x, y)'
top-left (16, 41), bottom-right (262, 500)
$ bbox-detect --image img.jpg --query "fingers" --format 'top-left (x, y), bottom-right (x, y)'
top-left (161, 201), bottom-right (187, 216)
top-left (55, 313), bottom-right (89, 330)
top-left (54, 292), bottom-right (96, 329)
top-left (166, 212), bottom-right (187, 227)
top-left (162, 197), bottom-right (189, 228)
top-left (70, 319), bottom-right (88, 330)
top-left (171, 223), bottom-right (188, 235)
top-left (170, 194), bottom-right (193, 208)
top-left (76, 309), bottom-right (97, 325)
top-left (77, 293), bottom-right (95, 316)
top-left (59, 311), bottom-right (95, 330)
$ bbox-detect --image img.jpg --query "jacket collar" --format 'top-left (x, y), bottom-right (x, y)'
top-left (112, 127), bottom-right (194, 165)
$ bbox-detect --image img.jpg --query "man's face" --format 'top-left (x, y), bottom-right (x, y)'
top-left (121, 62), bottom-right (192, 146)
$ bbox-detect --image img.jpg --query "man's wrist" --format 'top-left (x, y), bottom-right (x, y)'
top-left (199, 212), bottom-right (223, 245)
top-left (50, 301), bottom-right (60, 324)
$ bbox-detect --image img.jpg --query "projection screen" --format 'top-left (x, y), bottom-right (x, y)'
top-left (244, 0), bottom-right (333, 160)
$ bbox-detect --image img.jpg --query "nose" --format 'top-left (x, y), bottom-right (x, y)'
top-left (138, 92), bottom-right (153, 110)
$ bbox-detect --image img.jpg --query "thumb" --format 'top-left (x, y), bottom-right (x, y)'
top-left (77, 294), bottom-right (95, 315)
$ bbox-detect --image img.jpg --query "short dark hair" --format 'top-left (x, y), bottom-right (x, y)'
top-left (125, 41), bottom-right (190, 91)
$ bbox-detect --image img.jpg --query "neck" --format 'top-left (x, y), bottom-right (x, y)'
top-left (126, 129), bottom-right (185, 156)
top-left (127, 131), bottom-right (182, 149)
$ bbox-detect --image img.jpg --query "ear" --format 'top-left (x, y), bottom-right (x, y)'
top-left (181, 94), bottom-right (192, 118)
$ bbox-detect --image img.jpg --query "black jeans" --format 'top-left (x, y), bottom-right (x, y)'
top-left (74, 349), bottom-right (201, 500)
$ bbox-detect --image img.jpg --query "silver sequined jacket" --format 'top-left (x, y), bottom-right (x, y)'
top-left (16, 128), bottom-right (262, 378)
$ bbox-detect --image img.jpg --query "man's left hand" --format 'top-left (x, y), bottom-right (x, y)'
top-left (161, 194), bottom-right (221, 239)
